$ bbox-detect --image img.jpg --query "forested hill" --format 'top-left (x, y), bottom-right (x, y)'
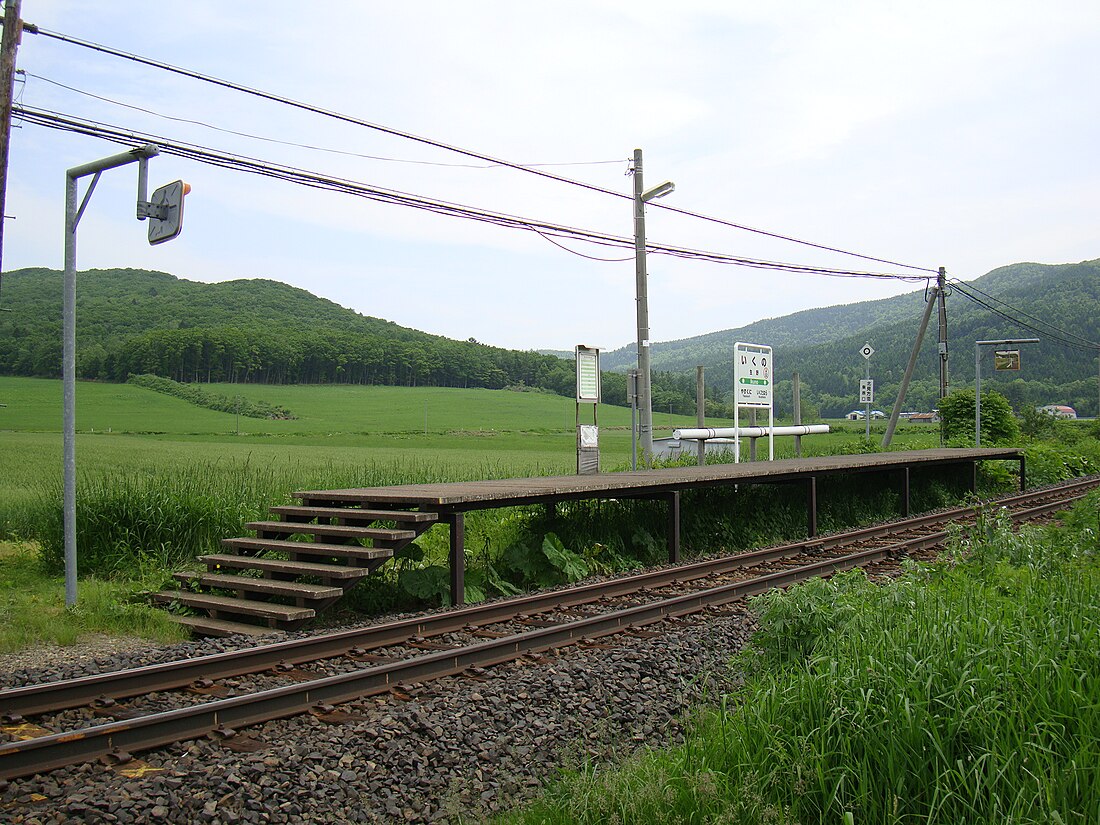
top-left (610, 259), bottom-right (1100, 418)
top-left (0, 268), bottom-right (577, 393)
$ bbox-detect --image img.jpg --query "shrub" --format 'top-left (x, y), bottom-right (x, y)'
top-left (939, 388), bottom-right (1020, 444)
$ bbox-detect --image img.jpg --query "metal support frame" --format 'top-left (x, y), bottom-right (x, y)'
top-left (446, 512), bottom-right (465, 607)
top-left (414, 450), bottom-right (1021, 613)
top-left (806, 476), bottom-right (818, 537)
top-left (975, 337), bottom-right (1039, 446)
top-left (666, 491), bottom-right (681, 564)
top-left (62, 144), bottom-right (159, 607)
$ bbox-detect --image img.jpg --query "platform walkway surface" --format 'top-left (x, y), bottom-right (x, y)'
top-left (296, 448), bottom-right (1023, 605)
top-left (297, 448), bottom-right (1023, 508)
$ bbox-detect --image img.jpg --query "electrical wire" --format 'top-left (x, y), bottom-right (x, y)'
top-left (949, 280), bottom-right (1099, 353)
top-left (16, 103), bottom-right (933, 283)
top-left (24, 21), bottom-right (939, 273)
top-left (948, 277), bottom-right (1098, 349)
top-left (24, 71), bottom-right (627, 170)
top-left (26, 24), bottom-right (626, 197)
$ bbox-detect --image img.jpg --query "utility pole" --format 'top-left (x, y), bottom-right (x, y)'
top-left (882, 285), bottom-right (939, 448)
top-left (632, 149), bottom-right (652, 466)
top-left (0, 0), bottom-right (24, 297)
top-left (630, 148), bottom-right (675, 467)
top-left (936, 266), bottom-right (949, 399)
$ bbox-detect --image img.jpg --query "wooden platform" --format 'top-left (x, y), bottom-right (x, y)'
top-left (297, 448), bottom-right (1024, 605)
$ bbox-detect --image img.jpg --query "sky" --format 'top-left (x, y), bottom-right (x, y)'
top-left (4, 1), bottom-right (1099, 352)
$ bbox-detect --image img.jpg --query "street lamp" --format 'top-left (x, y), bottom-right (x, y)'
top-left (974, 337), bottom-right (1039, 446)
top-left (632, 147), bottom-right (674, 467)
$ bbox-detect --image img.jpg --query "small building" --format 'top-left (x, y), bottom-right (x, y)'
top-left (845, 410), bottom-right (864, 421)
top-left (908, 412), bottom-right (939, 424)
top-left (1038, 405), bottom-right (1077, 420)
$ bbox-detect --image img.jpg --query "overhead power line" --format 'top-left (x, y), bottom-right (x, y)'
top-left (24, 71), bottom-right (627, 171)
top-left (948, 279), bottom-right (1099, 353)
top-left (22, 21), bottom-right (937, 273)
top-left (16, 103), bottom-right (931, 284)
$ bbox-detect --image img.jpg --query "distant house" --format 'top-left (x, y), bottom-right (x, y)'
top-left (1038, 405), bottom-right (1077, 420)
top-left (909, 412), bottom-right (939, 423)
top-left (846, 410), bottom-right (864, 420)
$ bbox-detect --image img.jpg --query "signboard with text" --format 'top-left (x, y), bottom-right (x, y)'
top-left (575, 345), bottom-right (601, 403)
top-left (859, 379), bottom-right (874, 404)
top-left (734, 343), bottom-right (772, 408)
top-left (733, 342), bottom-right (774, 463)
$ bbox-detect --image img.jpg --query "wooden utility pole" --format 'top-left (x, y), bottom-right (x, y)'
top-left (0, 0), bottom-right (23, 297)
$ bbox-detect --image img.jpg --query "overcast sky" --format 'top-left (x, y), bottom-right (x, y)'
top-left (5, 1), bottom-right (1098, 351)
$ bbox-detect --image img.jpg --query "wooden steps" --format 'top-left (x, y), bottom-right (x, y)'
top-left (269, 505), bottom-right (438, 524)
top-left (173, 571), bottom-right (343, 601)
top-left (198, 554), bottom-right (370, 581)
top-left (221, 537), bottom-right (395, 562)
top-left (154, 590), bottom-right (315, 623)
top-left (155, 500), bottom-right (438, 636)
top-left (245, 521), bottom-right (416, 546)
top-left (170, 614), bottom-right (285, 638)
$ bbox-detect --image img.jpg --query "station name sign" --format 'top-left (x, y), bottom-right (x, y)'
top-left (734, 342), bottom-right (772, 408)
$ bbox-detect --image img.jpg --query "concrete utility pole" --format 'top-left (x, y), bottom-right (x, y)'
top-left (0, 0), bottom-right (24, 290)
top-left (631, 148), bottom-right (674, 467)
top-left (936, 266), bottom-right (949, 399)
top-left (882, 285), bottom-right (939, 448)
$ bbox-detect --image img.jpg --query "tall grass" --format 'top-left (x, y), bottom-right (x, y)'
top-left (23, 456), bottom-right (548, 578)
top-left (499, 495), bottom-right (1100, 825)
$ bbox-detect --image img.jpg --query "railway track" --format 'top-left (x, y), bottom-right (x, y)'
top-left (2, 476), bottom-right (1096, 782)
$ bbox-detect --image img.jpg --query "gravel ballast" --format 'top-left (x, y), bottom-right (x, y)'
top-left (0, 611), bottom-right (755, 824)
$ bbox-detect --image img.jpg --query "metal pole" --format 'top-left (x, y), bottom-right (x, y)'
top-left (62, 144), bottom-right (159, 607)
top-left (882, 285), bottom-right (939, 448)
top-left (975, 342), bottom-right (982, 446)
top-left (864, 358), bottom-right (871, 439)
top-left (632, 148), bottom-right (653, 466)
top-left (63, 174), bottom-right (78, 607)
top-left (792, 371), bottom-right (802, 457)
top-left (695, 366), bottom-right (705, 466)
top-left (973, 337), bottom-right (1039, 447)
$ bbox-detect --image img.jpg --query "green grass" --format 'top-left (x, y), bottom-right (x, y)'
top-left (497, 496), bottom-right (1100, 825)
top-left (0, 541), bottom-right (187, 653)
top-left (0, 376), bottom-right (971, 651)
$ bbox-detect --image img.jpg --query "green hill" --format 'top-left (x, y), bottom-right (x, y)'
top-left (604, 259), bottom-right (1100, 418)
top-left (0, 267), bottom-right (577, 394)
top-left (3, 259), bottom-right (1096, 419)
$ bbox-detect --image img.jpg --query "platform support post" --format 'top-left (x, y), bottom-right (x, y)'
top-left (968, 462), bottom-right (977, 496)
top-left (1019, 456), bottom-right (1026, 491)
top-left (446, 512), bottom-right (465, 607)
top-left (806, 476), bottom-right (818, 537)
top-left (666, 491), bottom-right (681, 564)
top-left (900, 467), bottom-right (910, 518)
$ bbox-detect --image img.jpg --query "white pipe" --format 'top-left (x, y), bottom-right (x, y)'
top-left (672, 425), bottom-right (830, 439)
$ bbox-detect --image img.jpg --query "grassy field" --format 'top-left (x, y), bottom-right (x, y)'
top-left (0, 375), bottom-right (952, 649)
top-left (500, 496), bottom-right (1100, 824)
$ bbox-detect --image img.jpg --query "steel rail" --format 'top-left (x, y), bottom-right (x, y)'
top-left (2, 477), bottom-right (1096, 718)
top-left (0, 490), bottom-right (1088, 781)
